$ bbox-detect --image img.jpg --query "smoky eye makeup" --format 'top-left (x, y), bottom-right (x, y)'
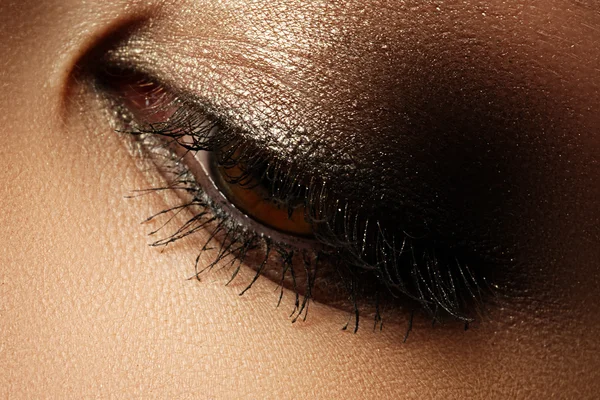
top-left (87, 34), bottom-right (522, 336)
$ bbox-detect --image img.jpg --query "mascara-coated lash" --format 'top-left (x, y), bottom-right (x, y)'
top-left (97, 66), bottom-right (500, 334)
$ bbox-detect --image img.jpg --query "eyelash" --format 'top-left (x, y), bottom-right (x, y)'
top-left (100, 69), bottom-right (494, 336)
top-left (132, 111), bottom-right (327, 324)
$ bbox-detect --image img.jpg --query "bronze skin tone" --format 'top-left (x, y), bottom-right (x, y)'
top-left (1, 0), bottom-right (598, 398)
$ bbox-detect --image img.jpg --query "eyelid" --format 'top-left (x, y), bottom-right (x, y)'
top-left (96, 64), bottom-right (508, 332)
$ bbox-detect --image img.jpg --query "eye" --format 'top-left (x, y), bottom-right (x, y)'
top-left (94, 65), bottom-right (504, 335)
top-left (208, 149), bottom-right (314, 237)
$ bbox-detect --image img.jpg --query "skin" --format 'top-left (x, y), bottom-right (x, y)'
top-left (0, 0), bottom-right (598, 398)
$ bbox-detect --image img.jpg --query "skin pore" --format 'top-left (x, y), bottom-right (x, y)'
top-left (1, 0), bottom-right (598, 398)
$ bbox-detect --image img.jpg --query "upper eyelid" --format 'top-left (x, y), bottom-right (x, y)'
top-left (95, 61), bottom-right (508, 260)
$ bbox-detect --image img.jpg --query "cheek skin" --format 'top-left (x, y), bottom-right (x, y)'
top-left (0, 0), bottom-right (599, 399)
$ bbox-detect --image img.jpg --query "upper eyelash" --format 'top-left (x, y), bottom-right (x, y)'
top-left (102, 70), bottom-right (498, 335)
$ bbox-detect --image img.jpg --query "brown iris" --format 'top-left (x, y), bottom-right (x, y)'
top-left (213, 160), bottom-right (313, 237)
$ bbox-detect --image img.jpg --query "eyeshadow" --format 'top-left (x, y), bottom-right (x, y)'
top-left (99, 13), bottom-right (574, 291)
